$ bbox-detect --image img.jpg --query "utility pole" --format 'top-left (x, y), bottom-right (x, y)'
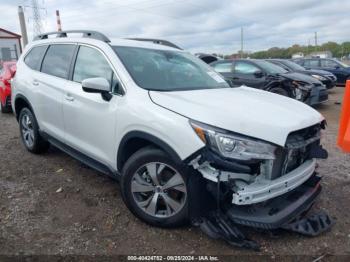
top-left (56, 10), bottom-right (62, 31)
top-left (31, 0), bottom-right (43, 36)
top-left (314, 32), bottom-right (318, 51)
top-left (18, 6), bottom-right (28, 47)
top-left (240, 27), bottom-right (244, 58)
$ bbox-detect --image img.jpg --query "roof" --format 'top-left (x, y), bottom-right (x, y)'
top-left (0, 28), bottom-right (21, 38)
top-left (29, 36), bottom-right (182, 52)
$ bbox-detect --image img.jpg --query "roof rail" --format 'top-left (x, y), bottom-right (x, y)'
top-left (126, 38), bottom-right (182, 50)
top-left (33, 30), bottom-right (111, 43)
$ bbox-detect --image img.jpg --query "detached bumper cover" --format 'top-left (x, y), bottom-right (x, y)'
top-left (227, 175), bottom-right (323, 229)
top-left (196, 175), bottom-right (334, 250)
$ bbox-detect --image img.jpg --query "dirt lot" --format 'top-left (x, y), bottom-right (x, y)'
top-left (0, 87), bottom-right (349, 259)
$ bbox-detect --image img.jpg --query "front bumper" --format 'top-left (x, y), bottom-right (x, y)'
top-left (307, 85), bottom-right (328, 106)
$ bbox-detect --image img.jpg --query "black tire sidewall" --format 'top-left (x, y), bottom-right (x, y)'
top-left (0, 98), bottom-right (11, 113)
top-left (121, 147), bottom-right (189, 228)
top-left (270, 86), bottom-right (290, 97)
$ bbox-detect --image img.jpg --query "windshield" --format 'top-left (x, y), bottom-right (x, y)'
top-left (254, 60), bottom-right (288, 74)
top-left (338, 60), bottom-right (350, 68)
top-left (281, 60), bottom-right (305, 71)
top-left (113, 46), bottom-right (229, 91)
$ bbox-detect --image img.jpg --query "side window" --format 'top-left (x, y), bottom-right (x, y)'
top-left (73, 46), bottom-right (117, 92)
top-left (24, 45), bottom-right (47, 70)
top-left (304, 59), bottom-right (319, 68)
top-left (213, 62), bottom-right (232, 73)
top-left (234, 62), bottom-right (260, 74)
top-left (41, 44), bottom-right (76, 78)
top-left (321, 59), bottom-right (338, 68)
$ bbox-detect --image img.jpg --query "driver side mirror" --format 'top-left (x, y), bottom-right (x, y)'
top-left (82, 77), bottom-right (112, 101)
top-left (254, 70), bottom-right (264, 78)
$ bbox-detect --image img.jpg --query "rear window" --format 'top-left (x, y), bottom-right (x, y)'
top-left (304, 59), bottom-right (319, 68)
top-left (24, 46), bottom-right (47, 70)
top-left (41, 44), bottom-right (76, 79)
top-left (212, 62), bottom-right (232, 73)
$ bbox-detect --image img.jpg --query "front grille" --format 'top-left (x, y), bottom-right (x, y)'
top-left (267, 124), bottom-right (322, 180)
top-left (326, 75), bottom-right (336, 81)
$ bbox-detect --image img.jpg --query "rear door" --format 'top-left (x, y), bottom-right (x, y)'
top-left (320, 59), bottom-right (347, 84)
top-left (231, 61), bottom-right (266, 88)
top-left (303, 59), bottom-right (321, 70)
top-left (37, 44), bottom-right (76, 141)
top-left (62, 45), bottom-right (121, 167)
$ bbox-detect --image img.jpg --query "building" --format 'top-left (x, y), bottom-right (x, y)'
top-left (308, 51), bottom-right (332, 59)
top-left (292, 52), bottom-right (304, 59)
top-left (0, 28), bottom-right (22, 62)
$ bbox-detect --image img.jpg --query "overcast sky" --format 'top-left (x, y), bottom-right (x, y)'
top-left (2, 0), bottom-right (350, 54)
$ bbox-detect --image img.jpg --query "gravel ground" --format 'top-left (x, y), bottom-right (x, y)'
top-left (0, 87), bottom-right (349, 260)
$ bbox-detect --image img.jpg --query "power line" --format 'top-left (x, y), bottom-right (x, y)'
top-left (31, 0), bottom-right (43, 35)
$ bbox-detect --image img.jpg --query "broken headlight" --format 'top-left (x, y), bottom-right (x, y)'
top-left (190, 120), bottom-right (276, 160)
top-left (292, 81), bottom-right (311, 101)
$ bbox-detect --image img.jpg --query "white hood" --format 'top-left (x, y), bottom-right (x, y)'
top-left (149, 86), bottom-right (324, 146)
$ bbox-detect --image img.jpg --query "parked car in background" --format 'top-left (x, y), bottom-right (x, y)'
top-left (268, 59), bottom-right (337, 89)
top-left (294, 58), bottom-right (350, 85)
top-left (0, 61), bottom-right (16, 113)
top-left (210, 59), bottom-right (328, 106)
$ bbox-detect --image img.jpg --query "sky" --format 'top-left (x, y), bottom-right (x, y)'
top-left (1, 0), bottom-right (350, 55)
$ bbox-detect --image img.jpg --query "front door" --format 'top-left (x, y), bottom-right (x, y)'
top-left (232, 61), bottom-right (266, 89)
top-left (62, 45), bottom-right (121, 167)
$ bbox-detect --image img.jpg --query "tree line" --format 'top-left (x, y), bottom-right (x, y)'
top-left (223, 41), bottom-right (350, 59)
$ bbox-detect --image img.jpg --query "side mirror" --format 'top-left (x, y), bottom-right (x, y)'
top-left (82, 77), bottom-right (112, 101)
top-left (335, 65), bottom-right (341, 69)
top-left (254, 71), bottom-right (264, 78)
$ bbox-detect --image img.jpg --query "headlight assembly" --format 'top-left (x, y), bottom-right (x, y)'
top-left (311, 74), bottom-right (326, 81)
top-left (190, 120), bottom-right (276, 160)
top-left (292, 81), bottom-right (311, 101)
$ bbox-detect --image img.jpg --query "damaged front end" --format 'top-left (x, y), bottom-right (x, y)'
top-left (188, 120), bottom-right (334, 250)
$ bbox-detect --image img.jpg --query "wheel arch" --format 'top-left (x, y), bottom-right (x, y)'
top-left (117, 131), bottom-right (182, 172)
top-left (14, 94), bottom-right (34, 121)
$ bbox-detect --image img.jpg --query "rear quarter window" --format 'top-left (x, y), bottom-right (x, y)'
top-left (41, 44), bottom-right (76, 79)
top-left (24, 45), bottom-right (48, 70)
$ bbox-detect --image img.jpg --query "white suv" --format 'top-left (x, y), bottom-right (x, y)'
top-left (12, 31), bottom-right (332, 246)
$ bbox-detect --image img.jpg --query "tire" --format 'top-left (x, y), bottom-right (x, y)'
top-left (19, 107), bottom-right (50, 154)
top-left (0, 98), bottom-right (11, 113)
top-left (121, 147), bottom-right (189, 227)
top-left (269, 86), bottom-right (289, 97)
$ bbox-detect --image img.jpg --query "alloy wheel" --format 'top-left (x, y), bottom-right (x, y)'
top-left (21, 113), bottom-right (35, 148)
top-left (131, 162), bottom-right (187, 218)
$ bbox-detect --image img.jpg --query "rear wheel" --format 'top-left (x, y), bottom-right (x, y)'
top-left (121, 147), bottom-right (188, 227)
top-left (19, 108), bottom-right (49, 154)
top-left (0, 97), bottom-right (11, 113)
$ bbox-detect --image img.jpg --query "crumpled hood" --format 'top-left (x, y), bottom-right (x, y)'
top-left (281, 72), bottom-right (321, 85)
top-left (150, 86), bottom-right (324, 146)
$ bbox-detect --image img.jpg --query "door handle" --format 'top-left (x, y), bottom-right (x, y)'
top-left (32, 80), bottom-right (39, 86)
top-left (65, 94), bottom-right (75, 102)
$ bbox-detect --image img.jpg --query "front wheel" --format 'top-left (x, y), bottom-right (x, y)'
top-left (121, 147), bottom-right (189, 227)
top-left (269, 86), bottom-right (290, 97)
